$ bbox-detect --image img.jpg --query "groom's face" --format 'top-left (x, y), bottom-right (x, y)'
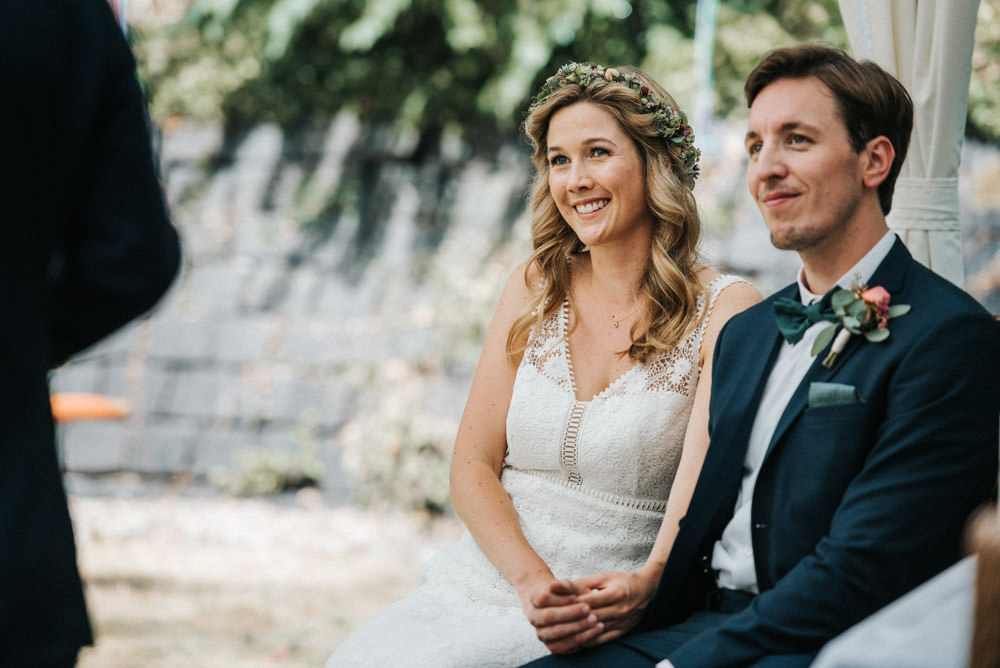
top-left (745, 76), bottom-right (866, 257)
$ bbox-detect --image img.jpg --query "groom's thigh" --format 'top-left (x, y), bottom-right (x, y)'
top-left (521, 611), bottom-right (731, 667)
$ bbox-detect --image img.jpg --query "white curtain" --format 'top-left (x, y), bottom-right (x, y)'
top-left (838, 0), bottom-right (980, 288)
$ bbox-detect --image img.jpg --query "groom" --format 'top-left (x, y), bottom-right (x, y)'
top-left (522, 44), bottom-right (1000, 667)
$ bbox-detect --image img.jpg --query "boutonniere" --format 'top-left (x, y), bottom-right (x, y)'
top-left (810, 283), bottom-right (910, 368)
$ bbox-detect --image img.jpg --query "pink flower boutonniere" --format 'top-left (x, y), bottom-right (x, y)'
top-left (811, 283), bottom-right (911, 368)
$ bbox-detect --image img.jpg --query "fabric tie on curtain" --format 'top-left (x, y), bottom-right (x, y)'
top-left (889, 177), bottom-right (962, 283)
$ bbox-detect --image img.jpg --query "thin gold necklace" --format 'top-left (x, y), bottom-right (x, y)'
top-left (611, 307), bottom-right (638, 328)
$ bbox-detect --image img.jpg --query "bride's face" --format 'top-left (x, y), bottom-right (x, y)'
top-left (545, 102), bottom-right (654, 250)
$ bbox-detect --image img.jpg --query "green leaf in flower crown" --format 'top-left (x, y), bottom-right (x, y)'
top-left (864, 327), bottom-right (890, 342)
top-left (811, 324), bottom-right (837, 357)
top-left (888, 304), bottom-right (911, 318)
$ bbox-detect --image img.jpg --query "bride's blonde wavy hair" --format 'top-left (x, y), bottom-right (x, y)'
top-left (506, 65), bottom-right (704, 363)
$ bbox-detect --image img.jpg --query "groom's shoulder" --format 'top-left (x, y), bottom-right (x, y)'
top-left (892, 263), bottom-right (998, 371)
top-left (902, 260), bottom-right (994, 323)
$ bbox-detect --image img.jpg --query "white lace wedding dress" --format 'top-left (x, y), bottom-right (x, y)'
top-left (326, 275), bottom-right (743, 668)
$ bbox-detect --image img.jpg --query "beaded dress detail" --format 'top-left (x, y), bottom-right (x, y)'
top-left (326, 275), bottom-right (744, 668)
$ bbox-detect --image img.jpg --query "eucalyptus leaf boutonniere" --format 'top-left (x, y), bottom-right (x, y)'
top-left (810, 283), bottom-right (910, 368)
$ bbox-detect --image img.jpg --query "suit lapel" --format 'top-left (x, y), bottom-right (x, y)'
top-left (733, 289), bottom-right (792, 424)
top-left (707, 286), bottom-right (792, 489)
top-left (743, 287), bottom-right (795, 411)
top-left (863, 237), bottom-right (910, 294)
top-left (764, 357), bottom-right (825, 460)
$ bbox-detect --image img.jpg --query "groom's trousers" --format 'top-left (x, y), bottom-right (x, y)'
top-left (521, 588), bottom-right (817, 668)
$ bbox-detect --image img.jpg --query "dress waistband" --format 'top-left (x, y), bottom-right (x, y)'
top-left (502, 465), bottom-right (667, 513)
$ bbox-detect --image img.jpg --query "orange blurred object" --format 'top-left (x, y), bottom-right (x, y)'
top-left (50, 393), bottom-right (129, 422)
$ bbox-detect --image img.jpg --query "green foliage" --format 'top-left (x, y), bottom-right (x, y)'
top-left (336, 217), bottom-right (529, 515)
top-left (338, 361), bottom-right (458, 514)
top-left (134, 0), bottom-right (1000, 144)
top-left (134, 0), bottom-right (849, 135)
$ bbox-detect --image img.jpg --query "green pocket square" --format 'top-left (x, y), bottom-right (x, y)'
top-left (808, 382), bottom-right (860, 407)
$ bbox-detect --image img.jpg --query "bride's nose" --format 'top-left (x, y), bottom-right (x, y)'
top-left (568, 161), bottom-right (594, 191)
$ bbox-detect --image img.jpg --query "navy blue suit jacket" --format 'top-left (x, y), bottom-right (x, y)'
top-left (640, 239), bottom-right (999, 667)
top-left (0, 2), bottom-right (180, 662)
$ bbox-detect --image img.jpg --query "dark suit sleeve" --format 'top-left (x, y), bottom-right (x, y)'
top-left (46, 2), bottom-right (180, 366)
top-left (669, 308), bottom-right (1000, 667)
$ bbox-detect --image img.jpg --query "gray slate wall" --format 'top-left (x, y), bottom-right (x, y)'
top-left (51, 117), bottom-right (1000, 506)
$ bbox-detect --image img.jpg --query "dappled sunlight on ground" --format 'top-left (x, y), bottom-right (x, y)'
top-left (71, 486), bottom-right (463, 667)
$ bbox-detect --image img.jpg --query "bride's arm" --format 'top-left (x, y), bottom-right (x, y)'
top-left (450, 263), bottom-right (597, 630)
top-left (529, 279), bottom-right (762, 654)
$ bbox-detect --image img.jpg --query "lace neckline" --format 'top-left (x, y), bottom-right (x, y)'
top-left (559, 300), bottom-right (639, 403)
top-left (557, 273), bottom-right (736, 404)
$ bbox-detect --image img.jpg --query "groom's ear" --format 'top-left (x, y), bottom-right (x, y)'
top-left (860, 136), bottom-right (894, 190)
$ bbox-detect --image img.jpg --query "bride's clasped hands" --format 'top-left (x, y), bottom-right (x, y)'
top-left (525, 562), bottom-right (664, 654)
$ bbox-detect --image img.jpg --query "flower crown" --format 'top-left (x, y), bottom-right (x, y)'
top-left (533, 62), bottom-right (701, 187)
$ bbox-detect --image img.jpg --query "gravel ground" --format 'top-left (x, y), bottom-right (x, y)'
top-left (68, 476), bottom-right (463, 667)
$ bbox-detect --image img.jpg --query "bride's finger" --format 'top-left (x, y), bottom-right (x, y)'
top-left (540, 618), bottom-right (605, 653)
top-left (527, 601), bottom-right (590, 627)
top-left (548, 578), bottom-right (586, 595)
top-left (575, 584), bottom-right (625, 608)
top-left (531, 589), bottom-right (579, 608)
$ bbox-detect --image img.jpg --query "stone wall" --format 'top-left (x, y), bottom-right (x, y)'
top-left (52, 117), bottom-right (533, 505)
top-left (51, 117), bottom-right (1000, 507)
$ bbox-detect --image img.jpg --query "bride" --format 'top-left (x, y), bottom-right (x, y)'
top-left (326, 62), bottom-right (760, 667)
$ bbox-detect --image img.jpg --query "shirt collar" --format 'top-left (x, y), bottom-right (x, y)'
top-left (797, 231), bottom-right (896, 304)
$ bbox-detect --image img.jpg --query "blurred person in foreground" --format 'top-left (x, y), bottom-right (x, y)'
top-left (325, 63), bottom-right (760, 667)
top-left (522, 43), bottom-right (1000, 668)
top-left (0, 1), bottom-right (180, 665)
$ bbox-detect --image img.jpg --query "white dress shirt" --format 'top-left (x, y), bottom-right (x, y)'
top-left (656, 231), bottom-right (896, 668)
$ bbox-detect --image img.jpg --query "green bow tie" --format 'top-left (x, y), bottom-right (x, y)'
top-left (773, 291), bottom-right (838, 344)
